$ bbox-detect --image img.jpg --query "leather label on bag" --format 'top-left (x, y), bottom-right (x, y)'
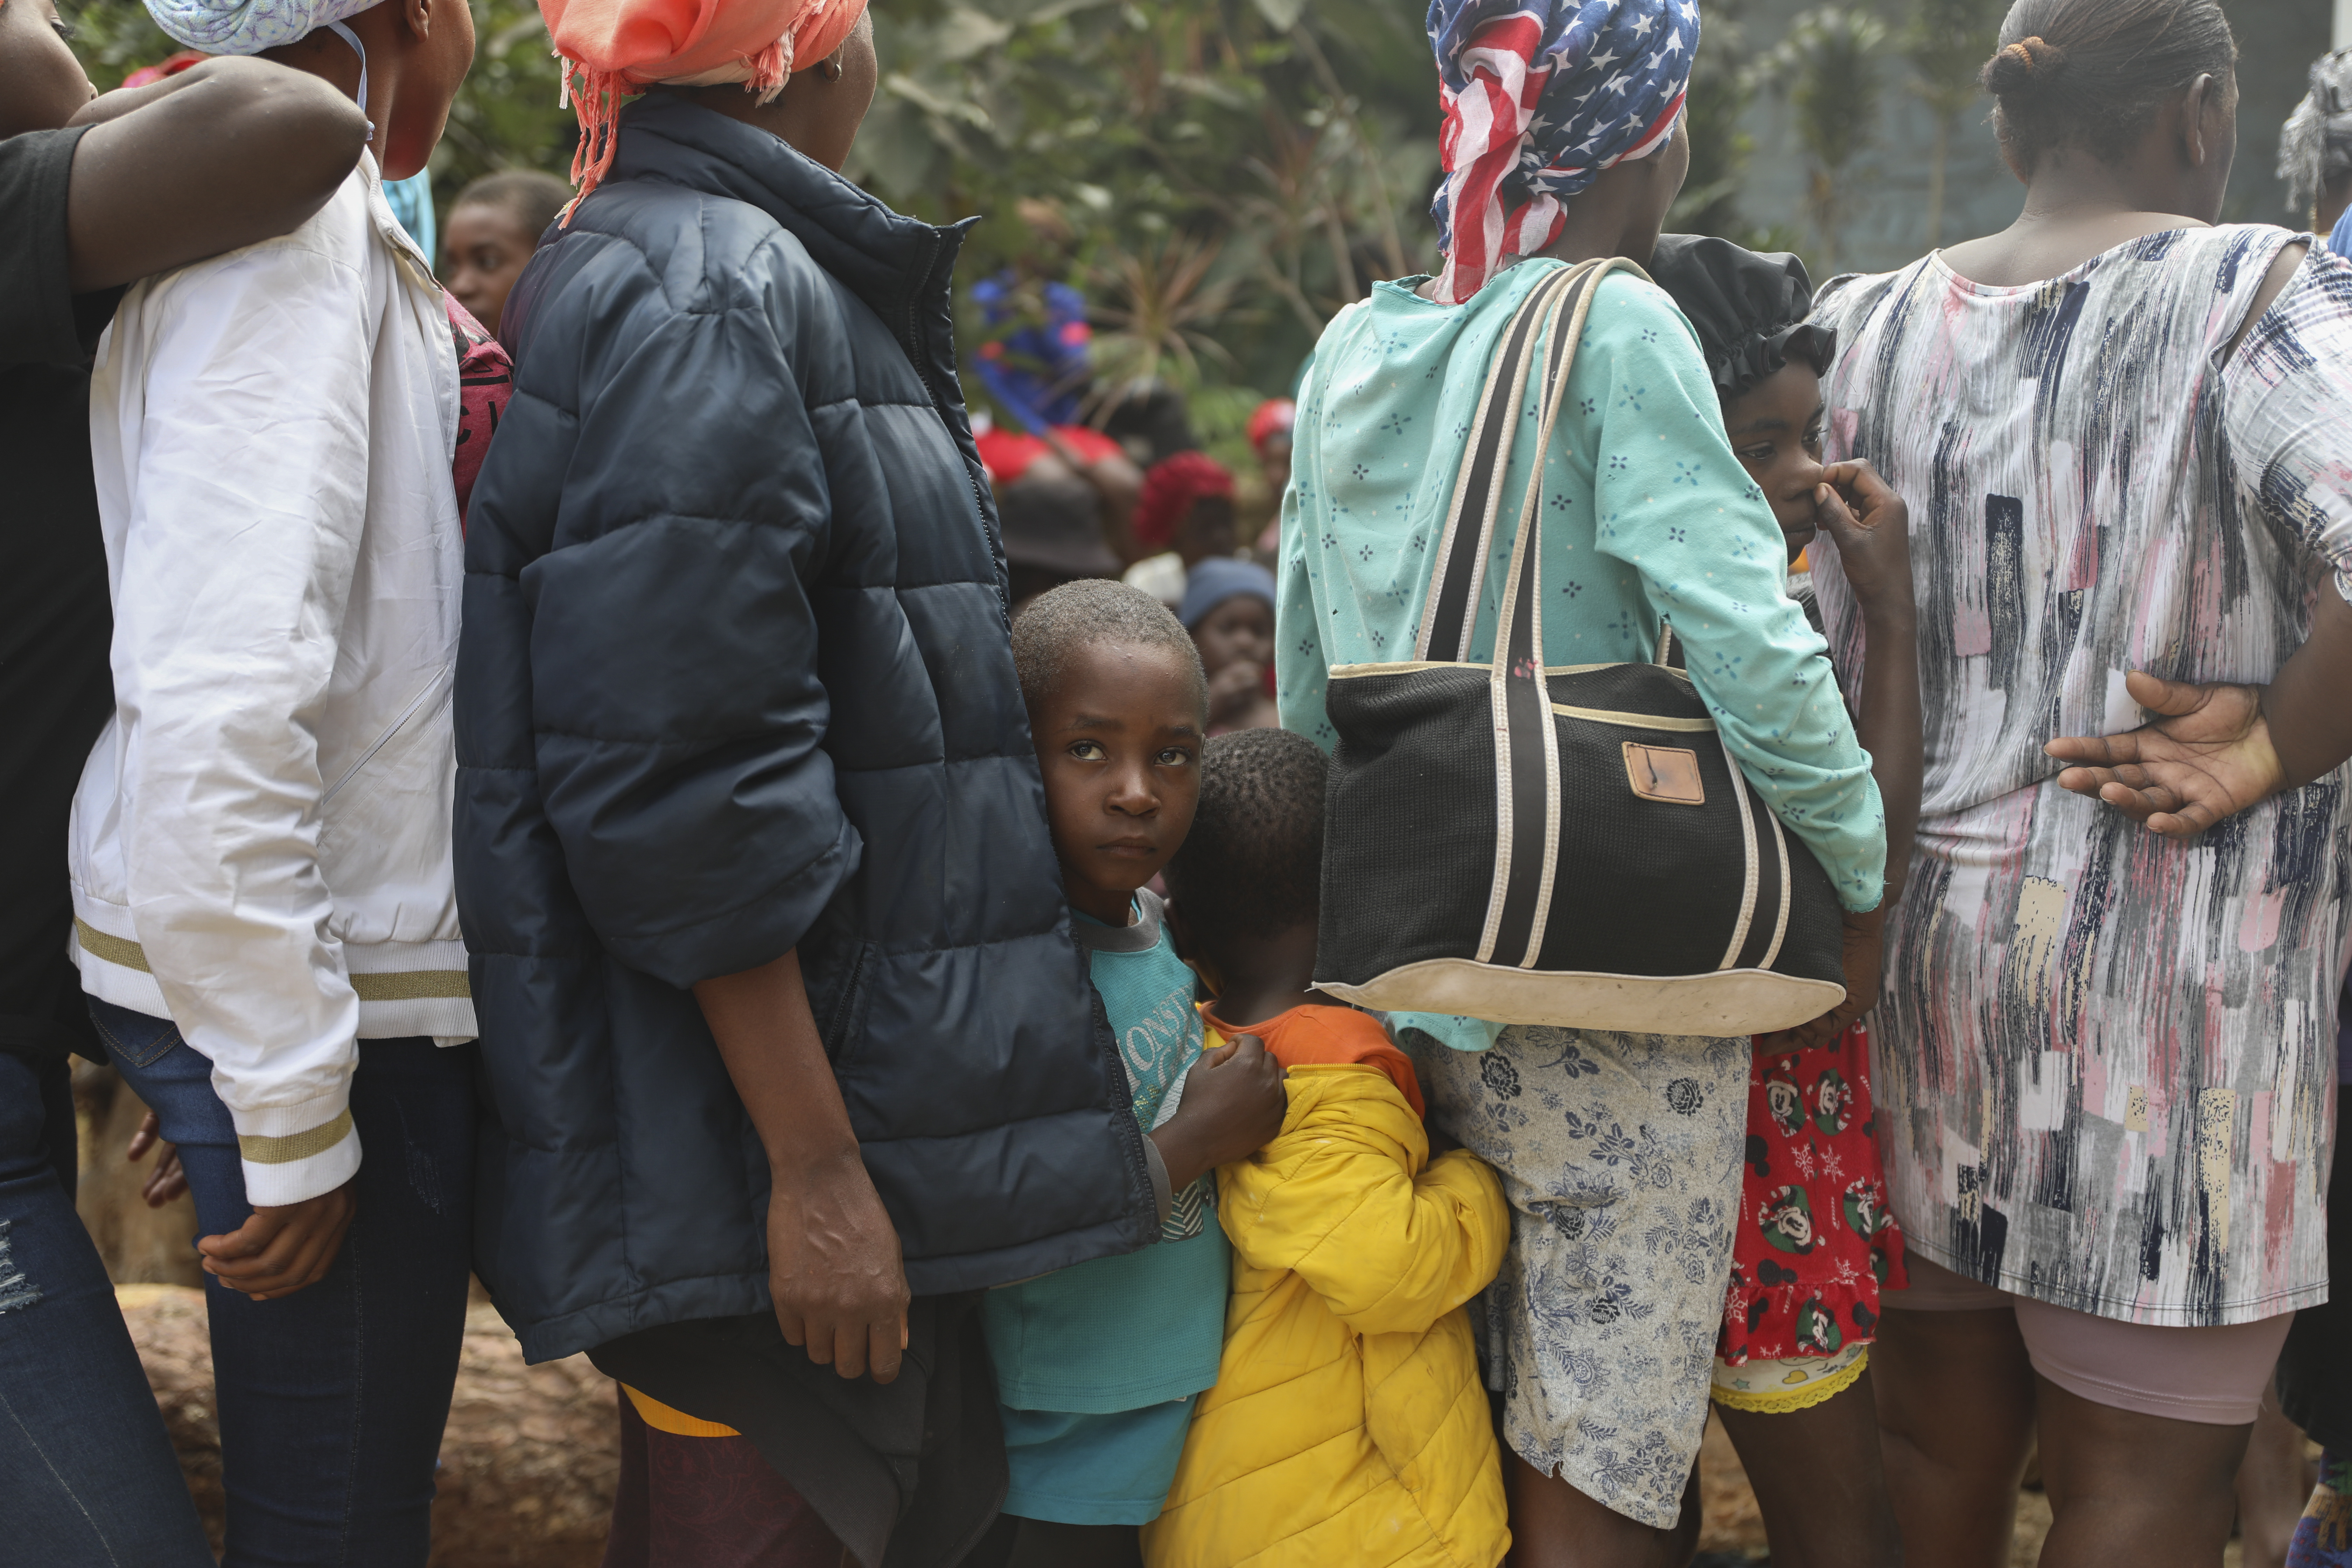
top-left (1623, 742), bottom-right (1706, 805)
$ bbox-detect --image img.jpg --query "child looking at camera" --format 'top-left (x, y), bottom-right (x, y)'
top-left (1143, 727), bottom-right (1512, 1568)
top-left (993, 579), bottom-right (1290, 1565)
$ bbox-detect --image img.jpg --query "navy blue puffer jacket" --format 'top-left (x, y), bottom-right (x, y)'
top-left (456, 93), bottom-right (1157, 1364)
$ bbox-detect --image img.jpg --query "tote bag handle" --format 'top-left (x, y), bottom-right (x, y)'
top-left (1414, 258), bottom-right (1649, 665)
top-left (1416, 262), bottom-right (1581, 661)
top-left (1398, 258), bottom-right (1644, 968)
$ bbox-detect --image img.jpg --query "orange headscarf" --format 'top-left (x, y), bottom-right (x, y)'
top-left (540, 0), bottom-right (869, 215)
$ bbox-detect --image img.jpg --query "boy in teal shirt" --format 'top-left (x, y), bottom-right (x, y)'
top-left (992, 580), bottom-right (1288, 1559)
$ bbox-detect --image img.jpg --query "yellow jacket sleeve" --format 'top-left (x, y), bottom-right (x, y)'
top-left (1217, 1067), bottom-right (1511, 1338)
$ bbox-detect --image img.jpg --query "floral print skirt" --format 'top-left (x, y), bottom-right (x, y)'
top-left (1409, 1024), bottom-right (1750, 1531)
top-left (1718, 1020), bottom-right (1906, 1379)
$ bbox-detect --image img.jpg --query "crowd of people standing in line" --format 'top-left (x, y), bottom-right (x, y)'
top-left (3, 0), bottom-right (2351, 1562)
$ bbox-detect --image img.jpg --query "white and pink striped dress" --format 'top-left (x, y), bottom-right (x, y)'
top-left (1809, 226), bottom-right (2352, 1327)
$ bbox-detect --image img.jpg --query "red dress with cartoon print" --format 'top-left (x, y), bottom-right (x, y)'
top-left (1718, 1019), bottom-right (1907, 1365)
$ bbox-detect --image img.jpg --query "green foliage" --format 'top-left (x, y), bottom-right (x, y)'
top-left (65, 0), bottom-right (177, 91)
top-left (67, 0), bottom-right (1919, 431)
top-left (1665, 0), bottom-right (1798, 259)
top-left (434, 0), bottom-right (579, 207)
top-left (851, 0), bottom-right (1442, 424)
top-left (1904, 0), bottom-right (1994, 118)
top-left (1903, 0), bottom-right (1998, 246)
top-left (1760, 5), bottom-right (1888, 271)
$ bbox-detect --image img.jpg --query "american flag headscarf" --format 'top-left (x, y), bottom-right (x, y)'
top-left (1427, 0), bottom-right (1699, 303)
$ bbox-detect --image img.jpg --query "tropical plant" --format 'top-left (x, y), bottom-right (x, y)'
top-left (1905, 0), bottom-right (2001, 247)
top-left (1664, 0), bottom-right (1807, 262)
top-left (1667, 0), bottom-right (1757, 239)
top-left (1083, 231), bottom-right (1242, 412)
top-left (69, 0), bottom-right (1935, 463)
top-left (850, 0), bottom-right (1440, 458)
top-left (1761, 5), bottom-right (1889, 274)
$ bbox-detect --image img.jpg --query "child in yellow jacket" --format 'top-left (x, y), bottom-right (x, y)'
top-left (1146, 728), bottom-right (1512, 1568)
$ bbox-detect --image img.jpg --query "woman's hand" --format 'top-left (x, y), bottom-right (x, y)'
top-left (2044, 672), bottom-right (2284, 837)
top-left (197, 1184), bottom-right (356, 1301)
top-left (764, 1149), bottom-right (911, 1385)
top-left (1813, 461), bottom-right (1914, 622)
top-left (1150, 1034), bottom-right (1289, 1190)
top-left (1758, 908), bottom-right (1884, 1054)
top-left (59, 57), bottom-right (369, 292)
top-left (126, 1110), bottom-right (188, 1208)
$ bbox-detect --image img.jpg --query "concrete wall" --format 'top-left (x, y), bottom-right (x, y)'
top-left (1723, 0), bottom-right (2335, 278)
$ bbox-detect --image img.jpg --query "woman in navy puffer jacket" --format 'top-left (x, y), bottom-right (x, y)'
top-left (453, 16), bottom-right (1159, 1562)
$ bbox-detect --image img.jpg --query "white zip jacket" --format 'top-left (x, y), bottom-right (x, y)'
top-left (73, 154), bottom-right (473, 1206)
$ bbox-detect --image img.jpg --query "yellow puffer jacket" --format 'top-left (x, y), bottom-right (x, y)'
top-left (1142, 1063), bottom-right (1512, 1568)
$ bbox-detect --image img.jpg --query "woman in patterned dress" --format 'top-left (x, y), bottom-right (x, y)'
top-left (1805, 0), bottom-right (2352, 1563)
top-left (1277, 0), bottom-right (1890, 1560)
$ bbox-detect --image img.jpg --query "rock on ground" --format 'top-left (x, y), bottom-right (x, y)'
top-left (117, 1285), bottom-right (620, 1567)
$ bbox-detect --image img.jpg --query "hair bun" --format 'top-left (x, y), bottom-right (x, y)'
top-left (1983, 34), bottom-right (2067, 94)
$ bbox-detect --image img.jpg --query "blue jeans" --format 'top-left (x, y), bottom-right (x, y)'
top-left (90, 998), bottom-right (476, 1568)
top-left (0, 1047), bottom-right (216, 1566)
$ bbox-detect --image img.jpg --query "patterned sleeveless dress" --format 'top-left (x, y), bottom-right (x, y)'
top-left (1809, 227), bottom-right (2352, 1328)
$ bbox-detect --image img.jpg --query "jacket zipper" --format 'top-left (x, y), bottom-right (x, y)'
top-left (899, 227), bottom-right (1012, 635)
top-left (320, 670), bottom-right (450, 805)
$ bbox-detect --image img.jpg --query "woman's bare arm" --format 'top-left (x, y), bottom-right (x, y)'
top-left (693, 948), bottom-right (911, 1383)
top-left (64, 58), bottom-right (368, 292)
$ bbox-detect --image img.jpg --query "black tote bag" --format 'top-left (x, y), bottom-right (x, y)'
top-left (1314, 258), bottom-right (1847, 1036)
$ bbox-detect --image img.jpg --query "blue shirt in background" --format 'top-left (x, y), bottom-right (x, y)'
top-left (383, 170), bottom-right (436, 269)
top-left (972, 272), bottom-right (1091, 433)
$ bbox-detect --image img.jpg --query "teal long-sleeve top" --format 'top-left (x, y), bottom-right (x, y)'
top-left (1278, 260), bottom-right (1884, 1028)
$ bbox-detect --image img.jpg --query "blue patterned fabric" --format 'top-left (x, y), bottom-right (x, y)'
top-left (145, 0), bottom-right (378, 54)
top-left (1810, 228), bottom-right (2352, 1327)
top-left (1407, 1023), bottom-right (1750, 1530)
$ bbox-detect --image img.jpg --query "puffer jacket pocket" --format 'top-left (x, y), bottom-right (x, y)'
top-left (813, 939), bottom-right (877, 1068)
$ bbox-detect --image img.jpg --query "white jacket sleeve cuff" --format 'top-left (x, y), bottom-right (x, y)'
top-left (232, 1091), bottom-right (362, 1207)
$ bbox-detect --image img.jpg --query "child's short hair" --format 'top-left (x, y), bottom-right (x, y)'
top-left (450, 170), bottom-right (574, 240)
top-left (1164, 728), bottom-right (1327, 941)
top-left (1011, 578), bottom-right (1208, 714)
